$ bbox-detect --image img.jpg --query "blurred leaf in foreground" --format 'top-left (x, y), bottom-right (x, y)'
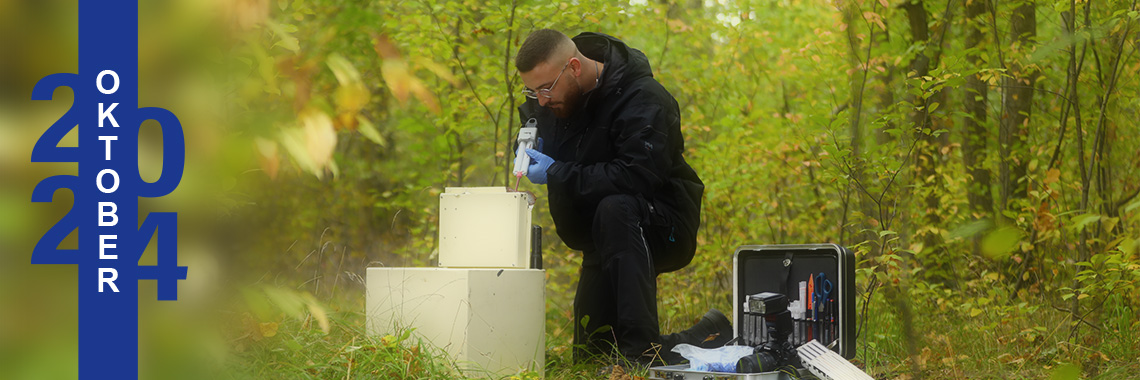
top-left (982, 226), bottom-right (1022, 260)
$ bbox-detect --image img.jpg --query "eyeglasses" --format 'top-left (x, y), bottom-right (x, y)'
top-left (522, 59), bottom-right (571, 99)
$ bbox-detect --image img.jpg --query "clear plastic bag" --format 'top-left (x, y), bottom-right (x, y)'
top-left (671, 344), bottom-right (755, 372)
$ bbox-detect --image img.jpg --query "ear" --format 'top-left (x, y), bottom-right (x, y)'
top-left (569, 57), bottom-right (583, 77)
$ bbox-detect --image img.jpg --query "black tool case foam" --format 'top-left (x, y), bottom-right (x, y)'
top-left (732, 244), bottom-right (856, 359)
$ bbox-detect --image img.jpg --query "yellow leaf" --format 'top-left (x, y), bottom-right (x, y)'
top-left (278, 109), bottom-right (337, 178)
top-left (259, 322), bottom-right (279, 338)
top-left (878, 0), bottom-right (890, 8)
top-left (301, 110), bottom-right (336, 170)
top-left (254, 137), bottom-right (279, 180)
top-left (278, 127), bottom-right (317, 177)
top-left (411, 56), bottom-right (459, 86)
top-left (410, 79), bottom-right (440, 114)
top-left (303, 293), bottom-right (331, 334)
top-left (372, 33), bottom-right (402, 60)
top-left (1044, 168), bottom-right (1061, 185)
top-left (909, 242), bottom-right (925, 254)
top-left (327, 54), bottom-right (370, 129)
top-left (357, 116), bottom-right (386, 147)
top-left (381, 60), bottom-right (413, 104)
top-left (326, 53), bottom-right (363, 85)
top-left (374, 36), bottom-right (439, 114)
top-left (381, 59), bottom-right (440, 114)
top-left (862, 11), bottom-right (886, 31)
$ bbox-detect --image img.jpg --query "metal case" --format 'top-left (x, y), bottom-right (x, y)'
top-left (649, 365), bottom-right (793, 380)
top-left (732, 244), bottom-right (856, 358)
top-left (648, 244), bottom-right (855, 379)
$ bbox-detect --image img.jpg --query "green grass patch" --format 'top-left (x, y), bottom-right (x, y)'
top-left (217, 282), bottom-right (1140, 380)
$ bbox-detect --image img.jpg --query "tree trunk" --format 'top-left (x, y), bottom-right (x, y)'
top-left (998, 0), bottom-right (1036, 218)
top-left (900, 0), bottom-right (940, 376)
top-left (963, 0), bottom-right (993, 256)
top-left (903, 0), bottom-right (946, 263)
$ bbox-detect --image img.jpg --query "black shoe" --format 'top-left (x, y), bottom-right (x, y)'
top-left (658, 309), bottom-right (735, 364)
top-left (693, 308), bottom-right (733, 348)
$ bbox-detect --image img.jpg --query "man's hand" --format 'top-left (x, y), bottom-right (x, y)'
top-left (525, 148), bottom-right (554, 184)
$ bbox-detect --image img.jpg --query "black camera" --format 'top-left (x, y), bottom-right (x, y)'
top-left (736, 292), bottom-right (801, 373)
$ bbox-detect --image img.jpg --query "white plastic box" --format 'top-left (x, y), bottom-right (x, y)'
top-left (438, 187), bottom-right (533, 268)
top-left (365, 267), bottom-right (545, 377)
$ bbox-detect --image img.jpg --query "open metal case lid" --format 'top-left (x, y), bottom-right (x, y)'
top-left (732, 244), bottom-right (856, 359)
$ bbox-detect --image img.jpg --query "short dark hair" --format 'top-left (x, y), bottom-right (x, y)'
top-left (515, 29), bottom-right (573, 73)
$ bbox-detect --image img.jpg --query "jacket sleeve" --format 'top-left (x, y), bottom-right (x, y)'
top-left (545, 101), bottom-right (676, 203)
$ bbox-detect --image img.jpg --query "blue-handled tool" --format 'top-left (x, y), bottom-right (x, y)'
top-left (814, 272), bottom-right (832, 311)
top-left (813, 272), bottom-right (832, 342)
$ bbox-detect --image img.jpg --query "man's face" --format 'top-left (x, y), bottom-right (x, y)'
top-left (521, 57), bottom-right (582, 119)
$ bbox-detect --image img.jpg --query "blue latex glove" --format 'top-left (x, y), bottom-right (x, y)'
top-left (525, 148), bottom-right (554, 184)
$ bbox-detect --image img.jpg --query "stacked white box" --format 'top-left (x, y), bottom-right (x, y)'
top-left (366, 268), bottom-right (545, 377)
top-left (366, 186), bottom-right (545, 378)
top-left (438, 187), bottom-right (533, 268)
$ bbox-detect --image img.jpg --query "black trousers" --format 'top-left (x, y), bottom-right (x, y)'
top-left (572, 194), bottom-right (696, 364)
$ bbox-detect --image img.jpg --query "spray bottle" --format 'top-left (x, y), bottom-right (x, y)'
top-left (512, 118), bottom-right (538, 189)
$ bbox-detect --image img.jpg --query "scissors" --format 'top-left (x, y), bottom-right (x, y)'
top-left (814, 272), bottom-right (833, 312)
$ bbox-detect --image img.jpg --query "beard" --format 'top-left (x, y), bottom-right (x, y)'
top-left (547, 79), bottom-right (584, 119)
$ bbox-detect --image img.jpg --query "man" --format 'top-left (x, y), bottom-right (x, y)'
top-left (514, 29), bottom-right (731, 366)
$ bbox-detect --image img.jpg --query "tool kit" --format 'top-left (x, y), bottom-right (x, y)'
top-left (650, 244), bottom-right (864, 380)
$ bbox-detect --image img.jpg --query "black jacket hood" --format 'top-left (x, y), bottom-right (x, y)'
top-left (572, 32), bottom-right (654, 98)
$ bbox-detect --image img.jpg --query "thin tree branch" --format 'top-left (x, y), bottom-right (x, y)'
top-left (418, 0), bottom-right (499, 126)
top-left (1084, 0), bottom-right (1137, 206)
top-left (501, 0), bottom-right (519, 185)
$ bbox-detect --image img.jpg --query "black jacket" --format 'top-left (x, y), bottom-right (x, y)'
top-left (519, 32), bottom-right (704, 256)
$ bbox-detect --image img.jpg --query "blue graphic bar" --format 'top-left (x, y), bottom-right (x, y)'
top-left (81, 0), bottom-right (140, 377)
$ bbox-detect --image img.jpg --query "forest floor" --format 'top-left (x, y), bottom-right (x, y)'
top-left (228, 288), bottom-right (1140, 380)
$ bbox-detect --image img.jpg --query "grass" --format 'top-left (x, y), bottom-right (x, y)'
top-left (227, 305), bottom-right (632, 380)
top-left (210, 247), bottom-right (1140, 380)
top-left (856, 281), bottom-right (1140, 380)
top-left (233, 316), bottom-right (462, 379)
top-left (217, 283), bottom-right (1139, 380)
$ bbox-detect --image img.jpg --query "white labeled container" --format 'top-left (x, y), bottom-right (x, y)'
top-left (438, 187), bottom-right (533, 268)
top-left (365, 267), bottom-right (545, 377)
